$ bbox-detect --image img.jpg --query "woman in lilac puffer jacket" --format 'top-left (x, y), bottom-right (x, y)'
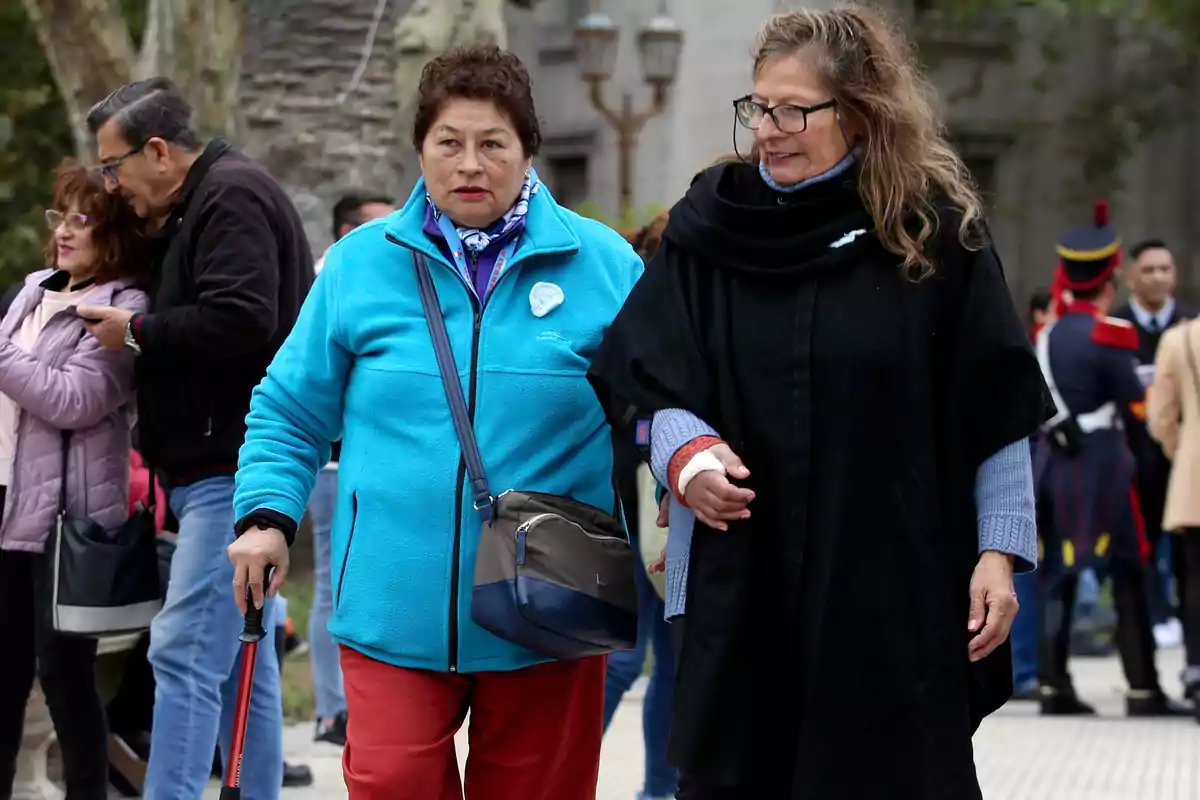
top-left (0, 161), bottom-right (149, 800)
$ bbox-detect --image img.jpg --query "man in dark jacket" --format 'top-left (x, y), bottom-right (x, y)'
top-left (78, 77), bottom-right (312, 800)
top-left (1111, 240), bottom-right (1192, 647)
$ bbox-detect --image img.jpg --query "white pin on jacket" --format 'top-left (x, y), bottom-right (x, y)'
top-left (529, 282), bottom-right (564, 317)
top-left (830, 228), bottom-right (867, 248)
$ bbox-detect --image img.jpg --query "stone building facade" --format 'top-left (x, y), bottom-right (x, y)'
top-left (239, 0), bottom-right (413, 254)
top-left (233, 0), bottom-right (1200, 304)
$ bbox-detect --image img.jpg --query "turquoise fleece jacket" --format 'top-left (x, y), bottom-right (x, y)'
top-left (234, 179), bottom-right (644, 673)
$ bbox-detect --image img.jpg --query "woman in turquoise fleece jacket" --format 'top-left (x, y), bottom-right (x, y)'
top-left (229, 46), bottom-right (642, 799)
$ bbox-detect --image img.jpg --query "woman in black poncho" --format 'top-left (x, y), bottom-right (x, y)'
top-left (586, 5), bottom-right (1052, 799)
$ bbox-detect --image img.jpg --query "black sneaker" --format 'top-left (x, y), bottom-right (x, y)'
top-left (283, 761), bottom-right (314, 788)
top-left (315, 711), bottom-right (348, 747)
top-left (284, 633), bottom-right (309, 659)
top-left (1126, 691), bottom-right (1191, 717)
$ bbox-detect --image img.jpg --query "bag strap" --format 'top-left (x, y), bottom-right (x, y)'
top-left (1182, 321), bottom-right (1200, 403)
top-left (58, 429), bottom-right (70, 517)
top-left (412, 251), bottom-right (494, 523)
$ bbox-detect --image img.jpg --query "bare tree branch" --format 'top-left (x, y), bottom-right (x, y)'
top-left (20, 0), bottom-right (135, 159)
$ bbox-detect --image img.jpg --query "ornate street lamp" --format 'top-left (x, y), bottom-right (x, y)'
top-left (574, 4), bottom-right (684, 220)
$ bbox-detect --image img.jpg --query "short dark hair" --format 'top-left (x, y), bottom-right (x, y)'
top-left (1072, 275), bottom-right (1117, 303)
top-left (412, 45), bottom-right (541, 157)
top-left (46, 160), bottom-right (150, 284)
top-left (626, 210), bottom-right (670, 262)
top-left (1029, 288), bottom-right (1051, 315)
top-left (86, 77), bottom-right (202, 150)
top-left (1130, 239), bottom-right (1170, 260)
top-left (332, 192), bottom-right (394, 241)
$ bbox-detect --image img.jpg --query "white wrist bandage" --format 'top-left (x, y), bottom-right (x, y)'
top-left (677, 450), bottom-right (727, 497)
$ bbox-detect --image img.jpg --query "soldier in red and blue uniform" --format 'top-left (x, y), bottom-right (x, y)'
top-left (1034, 199), bottom-right (1188, 716)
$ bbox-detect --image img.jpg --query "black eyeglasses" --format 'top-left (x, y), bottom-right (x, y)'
top-left (100, 143), bottom-right (145, 184)
top-left (733, 96), bottom-right (837, 134)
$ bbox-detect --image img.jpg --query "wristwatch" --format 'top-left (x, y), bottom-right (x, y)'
top-left (124, 318), bottom-right (142, 355)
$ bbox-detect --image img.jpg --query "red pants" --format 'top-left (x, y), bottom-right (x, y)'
top-left (339, 645), bottom-right (606, 800)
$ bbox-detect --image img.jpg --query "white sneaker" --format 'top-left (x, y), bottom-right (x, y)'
top-left (1154, 617), bottom-right (1184, 648)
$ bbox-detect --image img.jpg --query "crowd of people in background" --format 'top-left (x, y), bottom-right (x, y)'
top-left (1009, 233), bottom-right (1200, 720)
top-left (3, 3), bottom-right (1199, 800)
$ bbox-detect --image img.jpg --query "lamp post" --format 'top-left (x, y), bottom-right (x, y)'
top-left (574, 5), bottom-right (684, 222)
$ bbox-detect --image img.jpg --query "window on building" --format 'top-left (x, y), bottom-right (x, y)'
top-left (545, 155), bottom-right (590, 210)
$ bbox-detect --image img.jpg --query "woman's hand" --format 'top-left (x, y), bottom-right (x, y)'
top-left (967, 551), bottom-right (1018, 662)
top-left (227, 527), bottom-right (290, 614)
top-left (646, 494), bottom-right (670, 574)
top-left (684, 443), bottom-right (754, 531)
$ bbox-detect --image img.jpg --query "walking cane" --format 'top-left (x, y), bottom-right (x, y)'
top-left (221, 566), bottom-right (273, 800)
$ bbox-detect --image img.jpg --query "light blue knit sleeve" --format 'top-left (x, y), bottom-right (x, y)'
top-left (650, 408), bottom-right (720, 487)
top-left (975, 438), bottom-right (1037, 572)
top-left (650, 409), bottom-right (719, 621)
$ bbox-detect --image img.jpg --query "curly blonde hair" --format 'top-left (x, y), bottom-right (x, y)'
top-left (750, 3), bottom-right (983, 277)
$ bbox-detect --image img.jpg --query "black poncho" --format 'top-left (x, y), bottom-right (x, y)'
top-left (587, 162), bottom-right (1051, 798)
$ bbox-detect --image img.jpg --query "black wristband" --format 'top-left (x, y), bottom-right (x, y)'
top-left (234, 509), bottom-right (298, 547)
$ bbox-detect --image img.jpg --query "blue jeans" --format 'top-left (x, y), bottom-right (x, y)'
top-left (1011, 570), bottom-right (1039, 689)
top-left (144, 477), bottom-right (283, 800)
top-left (1075, 567), bottom-right (1101, 620)
top-left (603, 538), bottom-right (678, 799)
top-left (308, 467), bottom-right (346, 719)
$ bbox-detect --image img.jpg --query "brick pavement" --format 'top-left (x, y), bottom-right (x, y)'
top-left (25, 646), bottom-right (1188, 799)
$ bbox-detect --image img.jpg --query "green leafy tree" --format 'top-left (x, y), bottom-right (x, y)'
top-left (0, 0), bottom-right (147, 286)
top-left (0, 3), bottom-right (73, 286)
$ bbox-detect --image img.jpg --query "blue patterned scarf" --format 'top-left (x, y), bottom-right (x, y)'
top-left (426, 169), bottom-right (540, 255)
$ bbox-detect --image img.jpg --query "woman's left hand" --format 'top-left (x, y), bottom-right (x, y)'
top-left (967, 551), bottom-right (1018, 662)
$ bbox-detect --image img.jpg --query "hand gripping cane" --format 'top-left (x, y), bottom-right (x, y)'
top-left (220, 566), bottom-right (273, 800)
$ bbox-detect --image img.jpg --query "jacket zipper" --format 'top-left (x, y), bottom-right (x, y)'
top-left (335, 492), bottom-right (359, 609)
top-left (386, 236), bottom-right (524, 673)
top-left (449, 249), bottom-right (482, 673)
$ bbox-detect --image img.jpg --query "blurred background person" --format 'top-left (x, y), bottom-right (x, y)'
top-left (1012, 288), bottom-right (1053, 700)
top-left (81, 76), bottom-right (312, 800)
top-left (309, 190), bottom-right (395, 749)
top-left (1113, 239), bottom-right (1191, 649)
top-left (1147, 314), bottom-right (1200, 719)
top-left (1033, 204), bottom-right (1184, 717)
top-left (0, 161), bottom-right (148, 800)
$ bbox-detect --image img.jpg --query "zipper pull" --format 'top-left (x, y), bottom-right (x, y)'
top-left (203, 417), bottom-right (213, 437)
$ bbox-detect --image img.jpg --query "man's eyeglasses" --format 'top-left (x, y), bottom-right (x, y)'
top-left (733, 96), bottom-right (837, 134)
top-left (100, 144), bottom-right (144, 184)
top-left (45, 209), bottom-right (95, 232)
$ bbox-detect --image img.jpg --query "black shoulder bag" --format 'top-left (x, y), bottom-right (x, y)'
top-left (45, 430), bottom-right (163, 637)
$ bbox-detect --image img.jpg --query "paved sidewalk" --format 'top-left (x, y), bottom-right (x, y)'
top-left (192, 645), bottom-right (1200, 800)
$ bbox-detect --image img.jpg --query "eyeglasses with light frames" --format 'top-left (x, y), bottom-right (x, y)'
top-left (45, 209), bottom-right (95, 232)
